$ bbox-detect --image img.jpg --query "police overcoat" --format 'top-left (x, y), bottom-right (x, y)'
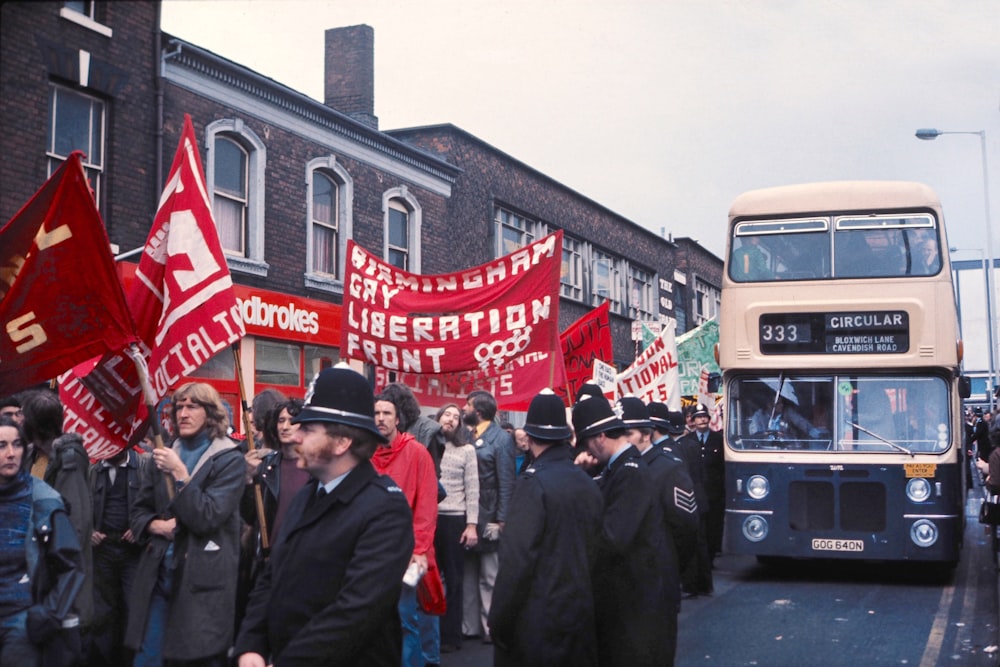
top-left (489, 444), bottom-right (603, 667)
top-left (234, 460), bottom-right (414, 667)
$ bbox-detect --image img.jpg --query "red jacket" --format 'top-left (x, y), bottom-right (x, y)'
top-left (372, 431), bottom-right (438, 560)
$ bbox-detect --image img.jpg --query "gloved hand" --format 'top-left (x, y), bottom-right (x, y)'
top-left (482, 523), bottom-right (501, 541)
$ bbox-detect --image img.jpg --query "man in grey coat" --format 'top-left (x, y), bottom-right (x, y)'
top-left (461, 390), bottom-right (516, 642)
top-left (126, 382), bottom-right (245, 667)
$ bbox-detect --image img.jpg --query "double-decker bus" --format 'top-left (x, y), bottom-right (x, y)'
top-left (720, 181), bottom-right (970, 564)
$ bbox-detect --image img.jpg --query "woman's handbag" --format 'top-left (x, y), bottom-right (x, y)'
top-left (979, 495), bottom-right (1000, 525)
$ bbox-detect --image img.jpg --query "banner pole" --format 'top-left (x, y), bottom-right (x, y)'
top-left (232, 343), bottom-right (271, 554)
top-left (126, 345), bottom-right (175, 501)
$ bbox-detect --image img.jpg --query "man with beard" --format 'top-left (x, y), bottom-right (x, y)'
top-left (372, 390), bottom-right (439, 667)
top-left (235, 365), bottom-right (413, 666)
top-left (433, 404), bottom-right (479, 654)
top-left (461, 390), bottom-right (516, 643)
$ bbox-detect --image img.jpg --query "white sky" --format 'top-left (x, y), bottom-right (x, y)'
top-left (161, 0), bottom-right (1000, 259)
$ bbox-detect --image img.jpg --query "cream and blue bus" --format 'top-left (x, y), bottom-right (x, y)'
top-left (720, 181), bottom-right (970, 564)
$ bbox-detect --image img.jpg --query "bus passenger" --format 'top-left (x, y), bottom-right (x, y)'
top-left (730, 236), bottom-right (770, 281)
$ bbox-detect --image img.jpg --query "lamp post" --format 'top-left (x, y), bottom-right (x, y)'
top-left (951, 247), bottom-right (995, 407)
top-left (917, 128), bottom-right (996, 410)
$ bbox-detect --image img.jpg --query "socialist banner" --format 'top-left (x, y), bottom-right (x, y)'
top-left (616, 318), bottom-right (681, 409)
top-left (555, 301), bottom-right (612, 406)
top-left (61, 115), bottom-right (245, 457)
top-left (342, 231), bottom-right (563, 376)
top-left (0, 152), bottom-right (136, 395)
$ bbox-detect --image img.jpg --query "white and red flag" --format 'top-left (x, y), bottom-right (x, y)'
top-left (0, 152), bottom-right (137, 395)
top-left (615, 318), bottom-right (681, 410)
top-left (62, 115), bottom-right (245, 457)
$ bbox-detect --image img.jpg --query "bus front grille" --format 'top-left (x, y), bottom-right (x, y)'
top-left (788, 481), bottom-right (886, 532)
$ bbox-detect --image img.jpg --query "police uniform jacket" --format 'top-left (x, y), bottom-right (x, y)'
top-left (593, 445), bottom-right (676, 667)
top-left (234, 460), bottom-right (414, 667)
top-left (125, 437), bottom-right (245, 661)
top-left (640, 445), bottom-right (699, 574)
top-left (489, 444), bottom-right (603, 667)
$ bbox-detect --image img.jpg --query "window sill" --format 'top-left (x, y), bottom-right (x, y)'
top-left (59, 8), bottom-right (113, 37)
top-left (226, 256), bottom-right (269, 277)
top-left (305, 273), bottom-right (345, 296)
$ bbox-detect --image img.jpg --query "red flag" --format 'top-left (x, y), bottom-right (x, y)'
top-left (61, 115), bottom-right (245, 457)
top-left (555, 301), bottom-right (613, 406)
top-left (0, 152), bottom-right (136, 394)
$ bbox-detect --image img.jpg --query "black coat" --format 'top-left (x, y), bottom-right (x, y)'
top-left (489, 444), bottom-right (603, 667)
top-left (593, 446), bottom-right (677, 667)
top-left (471, 421), bottom-right (516, 553)
top-left (234, 460), bottom-right (414, 667)
top-left (639, 445), bottom-right (699, 573)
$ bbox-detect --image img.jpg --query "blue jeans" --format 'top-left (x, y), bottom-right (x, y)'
top-left (134, 549), bottom-right (173, 667)
top-left (418, 609), bottom-right (440, 664)
top-left (0, 609), bottom-right (40, 667)
top-left (399, 585), bottom-right (421, 667)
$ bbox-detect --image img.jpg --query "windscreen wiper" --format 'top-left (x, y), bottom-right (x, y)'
top-left (845, 421), bottom-right (913, 456)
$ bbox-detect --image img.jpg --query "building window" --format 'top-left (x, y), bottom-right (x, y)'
top-left (47, 84), bottom-right (104, 207)
top-left (59, 1), bottom-right (112, 36)
top-left (561, 235), bottom-right (584, 301)
top-left (312, 172), bottom-right (337, 274)
top-left (592, 249), bottom-right (623, 314)
top-left (694, 278), bottom-right (720, 325)
top-left (388, 203), bottom-right (409, 270)
top-left (64, 1), bottom-right (94, 18)
top-left (305, 157), bottom-right (352, 293)
top-left (213, 137), bottom-right (248, 255)
top-left (383, 187), bottom-right (421, 273)
top-left (494, 206), bottom-right (544, 258)
top-left (206, 119), bottom-right (267, 277)
top-left (251, 340), bottom-right (339, 392)
top-left (628, 266), bottom-right (656, 320)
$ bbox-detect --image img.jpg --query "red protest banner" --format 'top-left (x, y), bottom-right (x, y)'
top-left (555, 301), bottom-right (613, 406)
top-left (376, 348), bottom-right (566, 412)
top-left (61, 115), bottom-right (245, 457)
top-left (0, 152), bottom-right (137, 395)
top-left (342, 231), bottom-right (563, 376)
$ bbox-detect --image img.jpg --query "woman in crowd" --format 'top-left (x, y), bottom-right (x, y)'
top-left (0, 415), bottom-right (84, 666)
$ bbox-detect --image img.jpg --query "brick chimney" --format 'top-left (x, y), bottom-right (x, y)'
top-left (325, 25), bottom-right (378, 129)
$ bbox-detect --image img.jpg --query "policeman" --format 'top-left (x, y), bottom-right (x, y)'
top-left (489, 389), bottom-right (603, 667)
top-left (618, 396), bottom-right (698, 586)
top-left (573, 394), bottom-right (677, 667)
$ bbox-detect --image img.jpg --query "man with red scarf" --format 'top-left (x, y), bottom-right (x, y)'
top-left (372, 391), bottom-right (439, 667)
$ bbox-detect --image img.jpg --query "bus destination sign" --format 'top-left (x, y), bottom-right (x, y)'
top-left (759, 311), bottom-right (909, 355)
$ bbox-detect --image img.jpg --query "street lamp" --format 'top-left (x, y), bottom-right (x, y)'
top-left (950, 247), bottom-right (995, 407)
top-left (916, 128), bottom-right (997, 410)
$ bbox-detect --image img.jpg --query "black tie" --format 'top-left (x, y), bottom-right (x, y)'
top-left (308, 486), bottom-right (328, 509)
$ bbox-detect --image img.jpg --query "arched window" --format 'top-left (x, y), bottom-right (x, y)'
top-left (305, 156), bottom-right (353, 293)
top-left (206, 119), bottom-right (267, 276)
top-left (382, 187), bottom-right (421, 273)
top-left (213, 137), bottom-right (247, 254)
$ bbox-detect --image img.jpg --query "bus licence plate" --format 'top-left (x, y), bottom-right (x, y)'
top-left (812, 538), bottom-right (864, 552)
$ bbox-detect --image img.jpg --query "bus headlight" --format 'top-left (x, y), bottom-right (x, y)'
top-left (906, 478), bottom-right (931, 503)
top-left (910, 519), bottom-right (938, 548)
top-left (742, 514), bottom-right (769, 542)
top-left (746, 475), bottom-right (770, 500)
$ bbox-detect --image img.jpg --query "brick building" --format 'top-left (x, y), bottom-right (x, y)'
top-left (1, 1), bottom-right (722, 413)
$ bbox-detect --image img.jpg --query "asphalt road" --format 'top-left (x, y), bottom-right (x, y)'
top-left (442, 489), bottom-right (998, 667)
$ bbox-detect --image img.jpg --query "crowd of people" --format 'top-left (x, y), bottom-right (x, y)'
top-left (0, 375), bottom-right (728, 667)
